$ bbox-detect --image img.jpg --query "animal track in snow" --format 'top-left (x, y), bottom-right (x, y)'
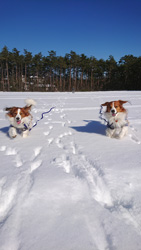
top-left (44, 131), bottom-right (50, 136)
top-left (34, 147), bottom-right (42, 157)
top-left (55, 131), bottom-right (72, 149)
top-left (62, 122), bottom-right (66, 127)
top-left (0, 181), bottom-right (18, 223)
top-left (55, 138), bottom-right (63, 149)
top-left (30, 147), bottom-right (42, 162)
top-left (60, 114), bottom-right (66, 119)
top-left (1, 146), bottom-right (22, 168)
top-left (48, 138), bottom-right (54, 145)
top-left (54, 131), bottom-right (113, 207)
top-left (54, 108), bottom-right (64, 114)
top-left (78, 155), bottom-right (141, 233)
top-left (130, 124), bottom-right (138, 132)
top-left (14, 155), bottom-right (23, 168)
top-left (128, 125), bottom-right (141, 144)
top-left (59, 131), bottom-right (72, 138)
top-left (0, 146), bottom-right (6, 152)
top-left (70, 141), bottom-right (76, 154)
top-left (0, 177), bottom-right (7, 195)
top-left (129, 134), bottom-right (141, 144)
top-left (5, 147), bottom-right (17, 156)
top-left (51, 121), bottom-right (66, 127)
top-left (71, 152), bottom-right (141, 233)
top-left (107, 194), bottom-right (141, 234)
top-left (30, 160), bottom-right (42, 173)
top-left (60, 108), bottom-right (64, 113)
top-left (54, 128), bottom-right (113, 207)
top-left (72, 155), bottom-right (113, 207)
top-left (53, 154), bottom-right (71, 174)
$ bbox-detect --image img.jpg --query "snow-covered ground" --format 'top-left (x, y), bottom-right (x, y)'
top-left (0, 91), bottom-right (141, 250)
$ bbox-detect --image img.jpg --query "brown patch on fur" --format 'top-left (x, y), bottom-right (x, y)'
top-left (101, 100), bottom-right (128, 113)
top-left (5, 106), bottom-right (32, 118)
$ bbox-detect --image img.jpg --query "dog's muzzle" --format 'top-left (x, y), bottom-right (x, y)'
top-left (111, 109), bottom-right (117, 117)
top-left (16, 117), bottom-right (21, 125)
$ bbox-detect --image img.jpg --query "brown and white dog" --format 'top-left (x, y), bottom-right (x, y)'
top-left (101, 100), bottom-right (128, 139)
top-left (5, 99), bottom-right (36, 138)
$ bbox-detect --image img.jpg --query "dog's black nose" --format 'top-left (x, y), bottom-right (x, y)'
top-left (111, 109), bottom-right (115, 113)
top-left (16, 117), bottom-right (20, 121)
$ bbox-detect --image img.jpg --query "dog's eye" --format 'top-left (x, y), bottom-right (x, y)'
top-left (14, 113), bottom-right (17, 115)
top-left (115, 106), bottom-right (118, 108)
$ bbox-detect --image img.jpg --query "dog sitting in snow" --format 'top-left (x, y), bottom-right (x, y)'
top-left (101, 100), bottom-right (128, 139)
top-left (5, 99), bottom-right (36, 139)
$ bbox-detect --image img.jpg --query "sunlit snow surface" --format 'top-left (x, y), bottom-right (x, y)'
top-left (0, 91), bottom-right (141, 250)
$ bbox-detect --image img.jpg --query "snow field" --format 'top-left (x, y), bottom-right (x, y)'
top-left (0, 91), bottom-right (141, 250)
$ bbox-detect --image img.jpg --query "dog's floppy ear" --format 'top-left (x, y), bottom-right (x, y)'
top-left (4, 107), bottom-right (13, 111)
top-left (101, 102), bottom-right (109, 106)
top-left (119, 100), bottom-right (128, 105)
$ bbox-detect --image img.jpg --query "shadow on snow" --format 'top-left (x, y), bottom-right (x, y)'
top-left (0, 126), bottom-right (9, 135)
top-left (71, 120), bottom-right (106, 136)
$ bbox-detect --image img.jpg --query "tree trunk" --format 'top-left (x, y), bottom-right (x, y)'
top-left (62, 69), bottom-right (65, 91)
top-left (1, 64), bottom-right (4, 91)
top-left (51, 71), bottom-right (54, 91)
top-left (74, 67), bottom-right (77, 91)
top-left (91, 70), bottom-right (93, 90)
top-left (50, 69), bottom-right (52, 91)
top-left (59, 68), bottom-right (62, 91)
top-left (80, 71), bottom-right (83, 90)
top-left (12, 66), bottom-right (15, 89)
top-left (20, 64), bottom-right (23, 91)
top-left (25, 64), bottom-right (27, 91)
top-left (86, 71), bottom-right (88, 90)
top-left (6, 61), bottom-right (10, 91)
top-left (37, 71), bottom-right (39, 91)
top-left (16, 64), bottom-right (18, 83)
top-left (63, 78), bottom-right (65, 92)
top-left (69, 67), bottom-right (71, 91)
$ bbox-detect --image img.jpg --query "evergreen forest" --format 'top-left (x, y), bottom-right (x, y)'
top-left (0, 46), bottom-right (141, 92)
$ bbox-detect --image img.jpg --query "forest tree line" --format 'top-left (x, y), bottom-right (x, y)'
top-left (0, 46), bottom-right (141, 92)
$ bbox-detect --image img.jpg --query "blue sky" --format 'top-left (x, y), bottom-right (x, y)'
top-left (1, 0), bottom-right (141, 62)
